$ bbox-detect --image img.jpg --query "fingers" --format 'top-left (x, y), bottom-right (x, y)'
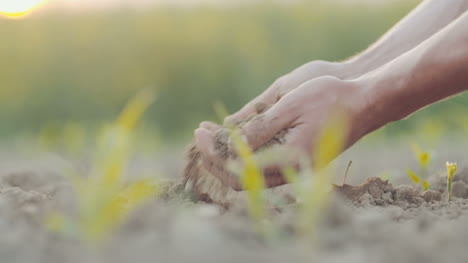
top-left (224, 85), bottom-right (279, 127)
top-left (201, 155), bottom-right (243, 191)
top-left (262, 165), bottom-right (289, 188)
top-left (281, 123), bottom-right (317, 154)
top-left (258, 144), bottom-right (304, 188)
top-left (239, 99), bottom-right (295, 151)
top-left (194, 128), bottom-right (217, 161)
top-left (195, 126), bottom-right (307, 190)
top-left (200, 121), bottom-right (221, 132)
top-left (194, 128), bottom-right (242, 190)
top-left (255, 124), bottom-right (315, 188)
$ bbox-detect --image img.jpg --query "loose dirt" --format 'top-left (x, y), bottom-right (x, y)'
top-left (182, 102), bottom-right (289, 208)
top-left (2, 152), bottom-right (468, 262)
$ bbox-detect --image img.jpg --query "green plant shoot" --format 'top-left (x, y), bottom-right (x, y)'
top-left (409, 143), bottom-right (431, 190)
top-left (229, 129), bottom-right (268, 234)
top-left (298, 113), bottom-right (348, 236)
top-left (406, 169), bottom-right (421, 184)
top-left (46, 90), bottom-right (160, 242)
top-left (446, 162), bottom-right (458, 201)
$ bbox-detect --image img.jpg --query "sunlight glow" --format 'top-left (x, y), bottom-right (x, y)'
top-left (0, 0), bottom-right (47, 17)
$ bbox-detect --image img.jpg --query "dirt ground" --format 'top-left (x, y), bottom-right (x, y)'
top-left (1, 143), bottom-right (468, 263)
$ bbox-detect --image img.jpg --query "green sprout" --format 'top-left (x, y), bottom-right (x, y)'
top-left (212, 101), bottom-right (269, 235)
top-left (229, 129), bottom-right (269, 235)
top-left (46, 90), bottom-right (160, 242)
top-left (406, 169), bottom-right (420, 184)
top-left (446, 162), bottom-right (458, 201)
top-left (408, 143), bottom-right (432, 190)
top-left (298, 113), bottom-right (348, 236)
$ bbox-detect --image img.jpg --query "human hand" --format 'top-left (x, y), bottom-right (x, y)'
top-left (223, 60), bottom-right (352, 126)
top-left (195, 76), bottom-right (372, 190)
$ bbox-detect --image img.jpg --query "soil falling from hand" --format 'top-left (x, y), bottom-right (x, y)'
top-left (181, 103), bottom-right (289, 208)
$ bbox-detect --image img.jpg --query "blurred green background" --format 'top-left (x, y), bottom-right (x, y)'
top-left (1, 0), bottom-right (468, 144)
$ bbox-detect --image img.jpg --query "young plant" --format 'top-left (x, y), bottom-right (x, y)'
top-left (406, 169), bottom-right (421, 185)
top-left (446, 162), bottom-right (458, 201)
top-left (297, 113), bottom-right (348, 236)
top-left (47, 90), bottom-right (160, 242)
top-left (213, 102), bottom-right (270, 235)
top-left (229, 129), bottom-right (269, 235)
top-left (407, 143), bottom-right (432, 190)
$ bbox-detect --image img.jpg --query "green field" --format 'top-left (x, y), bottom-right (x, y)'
top-left (1, 0), bottom-right (467, 142)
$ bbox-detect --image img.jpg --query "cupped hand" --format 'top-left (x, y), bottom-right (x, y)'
top-left (224, 60), bottom-right (350, 126)
top-left (195, 76), bottom-right (372, 190)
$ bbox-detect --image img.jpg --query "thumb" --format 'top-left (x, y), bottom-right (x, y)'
top-left (237, 100), bottom-right (294, 151)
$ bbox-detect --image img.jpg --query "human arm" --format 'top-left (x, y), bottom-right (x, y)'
top-left (221, 0), bottom-right (468, 126)
top-left (196, 10), bottom-right (468, 190)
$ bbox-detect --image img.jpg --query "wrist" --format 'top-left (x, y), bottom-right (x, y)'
top-left (353, 63), bottom-right (417, 137)
top-left (350, 74), bottom-right (403, 138)
top-left (335, 59), bottom-right (368, 80)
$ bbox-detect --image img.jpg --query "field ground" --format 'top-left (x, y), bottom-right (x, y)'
top-left (2, 1), bottom-right (468, 262)
top-left (1, 135), bottom-right (468, 263)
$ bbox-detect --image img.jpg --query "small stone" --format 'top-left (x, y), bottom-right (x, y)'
top-left (421, 190), bottom-right (442, 202)
top-left (451, 181), bottom-right (467, 198)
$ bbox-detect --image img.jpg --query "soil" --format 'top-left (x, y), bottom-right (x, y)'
top-left (1, 148), bottom-right (468, 263)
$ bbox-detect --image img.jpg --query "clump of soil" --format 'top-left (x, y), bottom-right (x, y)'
top-left (334, 169), bottom-right (468, 209)
top-left (335, 177), bottom-right (441, 209)
top-left (181, 103), bottom-right (290, 208)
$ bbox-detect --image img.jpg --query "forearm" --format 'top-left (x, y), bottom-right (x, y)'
top-left (344, 0), bottom-right (468, 78)
top-left (359, 10), bottom-right (468, 134)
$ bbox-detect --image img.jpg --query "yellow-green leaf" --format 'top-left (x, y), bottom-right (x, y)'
top-left (406, 169), bottom-right (421, 184)
top-left (422, 180), bottom-right (430, 190)
top-left (230, 129), bottom-right (267, 227)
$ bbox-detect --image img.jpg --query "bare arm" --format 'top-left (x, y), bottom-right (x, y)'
top-left (359, 10), bottom-right (468, 135)
top-left (221, 0), bottom-right (468, 125)
top-left (195, 10), bottom-right (468, 190)
top-left (347, 0), bottom-right (468, 77)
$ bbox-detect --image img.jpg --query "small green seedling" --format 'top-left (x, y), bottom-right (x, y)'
top-left (446, 162), bottom-right (458, 201)
top-left (408, 143), bottom-right (432, 190)
top-left (406, 169), bottom-right (420, 183)
top-left (211, 101), bottom-right (270, 235)
top-left (46, 90), bottom-right (159, 242)
top-left (298, 113), bottom-right (348, 236)
top-left (229, 129), bottom-right (269, 235)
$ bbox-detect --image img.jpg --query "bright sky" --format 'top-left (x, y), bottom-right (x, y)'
top-left (0, 0), bottom-right (46, 16)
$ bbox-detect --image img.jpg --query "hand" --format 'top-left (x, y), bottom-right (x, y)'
top-left (223, 60), bottom-right (352, 126)
top-left (195, 76), bottom-right (371, 190)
